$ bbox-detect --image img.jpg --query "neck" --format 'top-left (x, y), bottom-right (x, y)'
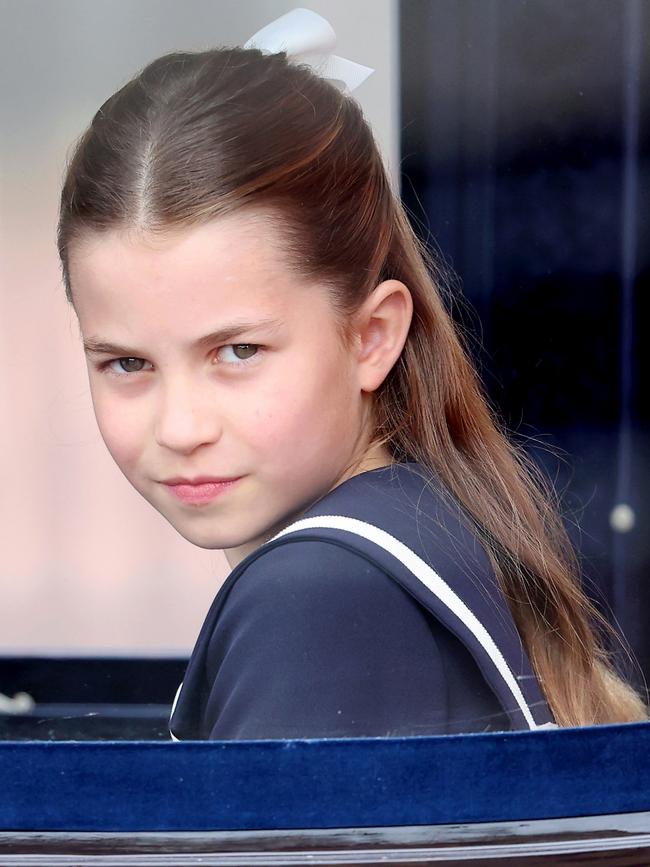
top-left (223, 444), bottom-right (395, 570)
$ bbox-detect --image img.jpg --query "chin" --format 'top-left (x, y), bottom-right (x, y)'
top-left (170, 522), bottom-right (231, 550)
top-left (159, 513), bottom-right (251, 552)
top-left (182, 533), bottom-right (227, 551)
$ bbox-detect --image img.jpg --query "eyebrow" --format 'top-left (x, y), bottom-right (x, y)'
top-left (82, 316), bottom-right (285, 357)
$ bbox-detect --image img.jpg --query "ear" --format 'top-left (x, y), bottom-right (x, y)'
top-left (353, 280), bottom-right (413, 393)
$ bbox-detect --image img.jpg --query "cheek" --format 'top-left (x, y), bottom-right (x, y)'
top-left (90, 387), bottom-right (145, 473)
top-left (252, 349), bottom-right (355, 446)
top-left (247, 399), bottom-right (296, 451)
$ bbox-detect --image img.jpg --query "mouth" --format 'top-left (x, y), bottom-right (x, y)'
top-left (162, 476), bottom-right (243, 506)
top-left (162, 475), bottom-right (242, 485)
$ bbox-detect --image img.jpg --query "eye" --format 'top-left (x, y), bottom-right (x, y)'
top-left (103, 357), bottom-right (153, 376)
top-left (215, 344), bottom-right (262, 367)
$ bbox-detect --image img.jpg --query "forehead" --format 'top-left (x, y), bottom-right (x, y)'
top-left (69, 212), bottom-right (323, 330)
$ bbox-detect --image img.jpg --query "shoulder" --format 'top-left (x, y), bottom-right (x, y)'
top-left (220, 537), bottom-right (431, 633)
top-left (236, 536), bottom-right (390, 589)
top-left (174, 536), bottom-right (510, 739)
top-left (207, 537), bottom-right (453, 708)
top-left (199, 538), bottom-right (456, 738)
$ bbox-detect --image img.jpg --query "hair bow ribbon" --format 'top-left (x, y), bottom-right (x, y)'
top-left (244, 7), bottom-right (374, 93)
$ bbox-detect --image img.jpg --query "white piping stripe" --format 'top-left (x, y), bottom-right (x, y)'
top-left (270, 515), bottom-right (538, 730)
top-left (169, 681), bottom-right (183, 741)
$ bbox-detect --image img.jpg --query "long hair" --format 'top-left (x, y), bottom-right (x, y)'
top-left (58, 47), bottom-right (647, 726)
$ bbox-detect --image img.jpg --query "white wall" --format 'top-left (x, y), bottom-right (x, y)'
top-left (0, 0), bottom-right (399, 651)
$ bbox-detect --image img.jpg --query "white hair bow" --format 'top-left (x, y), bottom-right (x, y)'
top-left (243, 7), bottom-right (374, 93)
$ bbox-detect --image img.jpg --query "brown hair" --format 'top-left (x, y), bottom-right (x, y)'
top-left (58, 47), bottom-right (647, 726)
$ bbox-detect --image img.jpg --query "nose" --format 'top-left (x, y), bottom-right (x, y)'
top-left (154, 374), bottom-right (222, 454)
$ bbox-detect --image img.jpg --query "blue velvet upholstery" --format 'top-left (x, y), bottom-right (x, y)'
top-left (1, 722), bottom-right (649, 831)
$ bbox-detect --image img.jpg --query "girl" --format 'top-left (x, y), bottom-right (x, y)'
top-left (57, 11), bottom-right (646, 739)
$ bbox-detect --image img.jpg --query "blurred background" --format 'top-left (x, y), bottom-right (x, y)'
top-left (1, 0), bottom-right (648, 691)
top-left (401, 0), bottom-right (649, 688)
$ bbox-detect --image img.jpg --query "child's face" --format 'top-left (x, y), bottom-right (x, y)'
top-left (70, 213), bottom-right (380, 565)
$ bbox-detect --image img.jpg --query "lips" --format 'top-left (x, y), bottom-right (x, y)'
top-left (162, 476), bottom-right (242, 485)
top-left (162, 476), bottom-right (243, 505)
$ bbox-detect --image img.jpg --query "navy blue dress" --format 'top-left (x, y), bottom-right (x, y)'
top-left (170, 460), bottom-right (554, 740)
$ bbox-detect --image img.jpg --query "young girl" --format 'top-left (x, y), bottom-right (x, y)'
top-left (57, 11), bottom-right (646, 739)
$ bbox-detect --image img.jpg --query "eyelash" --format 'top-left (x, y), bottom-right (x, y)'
top-left (99, 344), bottom-right (263, 377)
